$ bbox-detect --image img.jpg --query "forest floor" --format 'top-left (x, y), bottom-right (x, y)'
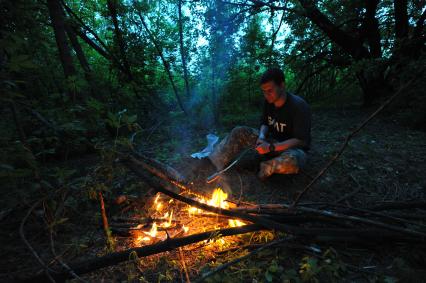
top-left (1, 106), bottom-right (425, 282)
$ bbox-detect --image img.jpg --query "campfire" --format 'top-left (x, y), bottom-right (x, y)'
top-left (129, 187), bottom-right (246, 247)
top-left (21, 152), bottom-right (426, 283)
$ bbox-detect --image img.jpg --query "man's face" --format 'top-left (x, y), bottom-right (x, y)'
top-left (261, 81), bottom-right (284, 104)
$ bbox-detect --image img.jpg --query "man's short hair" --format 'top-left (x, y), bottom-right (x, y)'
top-left (260, 68), bottom-right (285, 85)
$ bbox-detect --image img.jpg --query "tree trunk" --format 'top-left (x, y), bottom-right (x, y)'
top-left (394, 0), bottom-right (409, 40)
top-left (46, 0), bottom-right (76, 86)
top-left (106, 0), bottom-right (133, 81)
top-left (361, 0), bottom-right (381, 58)
top-left (211, 57), bottom-right (219, 125)
top-left (178, 0), bottom-right (191, 102)
top-left (65, 25), bottom-right (91, 74)
top-left (66, 25), bottom-right (99, 97)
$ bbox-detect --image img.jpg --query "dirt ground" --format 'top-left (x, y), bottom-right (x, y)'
top-left (1, 107), bottom-right (425, 282)
top-left (179, 107), bottom-right (425, 207)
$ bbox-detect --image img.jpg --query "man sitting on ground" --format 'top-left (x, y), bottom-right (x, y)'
top-left (209, 67), bottom-right (311, 180)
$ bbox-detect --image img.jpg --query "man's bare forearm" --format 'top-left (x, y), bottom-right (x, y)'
top-left (259, 125), bottom-right (268, 140)
top-left (274, 138), bottom-right (305, 152)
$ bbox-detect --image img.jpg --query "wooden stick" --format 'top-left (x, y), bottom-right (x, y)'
top-left (179, 247), bottom-right (191, 283)
top-left (99, 192), bottom-right (114, 250)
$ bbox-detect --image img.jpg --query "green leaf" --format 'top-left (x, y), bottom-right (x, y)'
top-left (265, 271), bottom-right (273, 282)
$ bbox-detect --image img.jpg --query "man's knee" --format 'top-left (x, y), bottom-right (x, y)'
top-left (230, 126), bottom-right (255, 137)
top-left (229, 126), bottom-right (258, 145)
top-left (258, 149), bottom-right (307, 178)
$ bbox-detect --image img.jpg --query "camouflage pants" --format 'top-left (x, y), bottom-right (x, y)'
top-left (208, 126), bottom-right (307, 179)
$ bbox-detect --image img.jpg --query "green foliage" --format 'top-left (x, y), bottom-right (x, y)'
top-left (299, 248), bottom-right (346, 282)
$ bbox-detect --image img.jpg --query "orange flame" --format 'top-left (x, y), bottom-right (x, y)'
top-left (207, 188), bottom-right (229, 209)
top-left (145, 222), bottom-right (158, 237)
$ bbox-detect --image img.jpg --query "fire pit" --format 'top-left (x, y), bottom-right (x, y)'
top-left (120, 187), bottom-right (247, 248)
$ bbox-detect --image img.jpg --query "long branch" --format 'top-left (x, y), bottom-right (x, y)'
top-left (233, 204), bottom-right (426, 238)
top-left (18, 224), bottom-right (263, 283)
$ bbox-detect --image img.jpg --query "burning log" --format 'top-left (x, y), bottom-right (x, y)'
top-left (121, 153), bottom-right (306, 234)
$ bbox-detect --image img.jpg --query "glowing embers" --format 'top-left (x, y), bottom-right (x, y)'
top-left (228, 219), bottom-right (245, 227)
top-left (133, 188), bottom-right (246, 246)
top-left (133, 195), bottom-right (178, 245)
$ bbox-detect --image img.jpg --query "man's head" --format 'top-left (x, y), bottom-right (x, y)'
top-left (260, 68), bottom-right (285, 104)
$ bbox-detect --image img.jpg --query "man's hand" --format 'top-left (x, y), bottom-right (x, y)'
top-left (255, 141), bottom-right (270, 155)
top-left (256, 136), bottom-right (265, 146)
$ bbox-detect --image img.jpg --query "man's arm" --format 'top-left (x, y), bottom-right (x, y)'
top-left (255, 137), bottom-right (305, 154)
top-left (274, 138), bottom-right (306, 152)
top-left (257, 100), bottom-right (269, 146)
top-left (257, 124), bottom-right (268, 144)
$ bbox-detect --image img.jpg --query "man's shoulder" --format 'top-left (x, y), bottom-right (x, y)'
top-left (288, 92), bottom-right (310, 110)
top-left (288, 92), bottom-right (308, 104)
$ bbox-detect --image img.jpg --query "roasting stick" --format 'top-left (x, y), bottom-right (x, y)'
top-left (206, 148), bottom-right (253, 183)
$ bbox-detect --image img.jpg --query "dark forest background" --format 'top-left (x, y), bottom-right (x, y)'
top-left (1, 0), bottom-right (425, 282)
top-left (2, 0), bottom-right (425, 159)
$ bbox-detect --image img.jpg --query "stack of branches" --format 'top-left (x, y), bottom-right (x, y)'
top-left (18, 152), bottom-right (426, 283)
top-left (122, 152), bottom-right (426, 244)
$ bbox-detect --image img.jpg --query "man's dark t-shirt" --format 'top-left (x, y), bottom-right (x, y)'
top-left (261, 92), bottom-right (311, 150)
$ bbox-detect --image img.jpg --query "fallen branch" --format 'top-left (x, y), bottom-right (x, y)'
top-left (234, 203), bottom-right (426, 237)
top-left (369, 201), bottom-right (426, 211)
top-left (17, 224), bottom-right (263, 283)
top-left (49, 228), bottom-right (88, 283)
top-left (19, 199), bottom-right (56, 283)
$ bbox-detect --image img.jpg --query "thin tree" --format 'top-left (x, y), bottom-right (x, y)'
top-left (106, 0), bottom-right (133, 81)
top-left (136, 10), bottom-right (188, 116)
top-left (178, 0), bottom-right (191, 101)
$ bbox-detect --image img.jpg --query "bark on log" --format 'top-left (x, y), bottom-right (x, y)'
top-left (47, 0), bottom-right (76, 79)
